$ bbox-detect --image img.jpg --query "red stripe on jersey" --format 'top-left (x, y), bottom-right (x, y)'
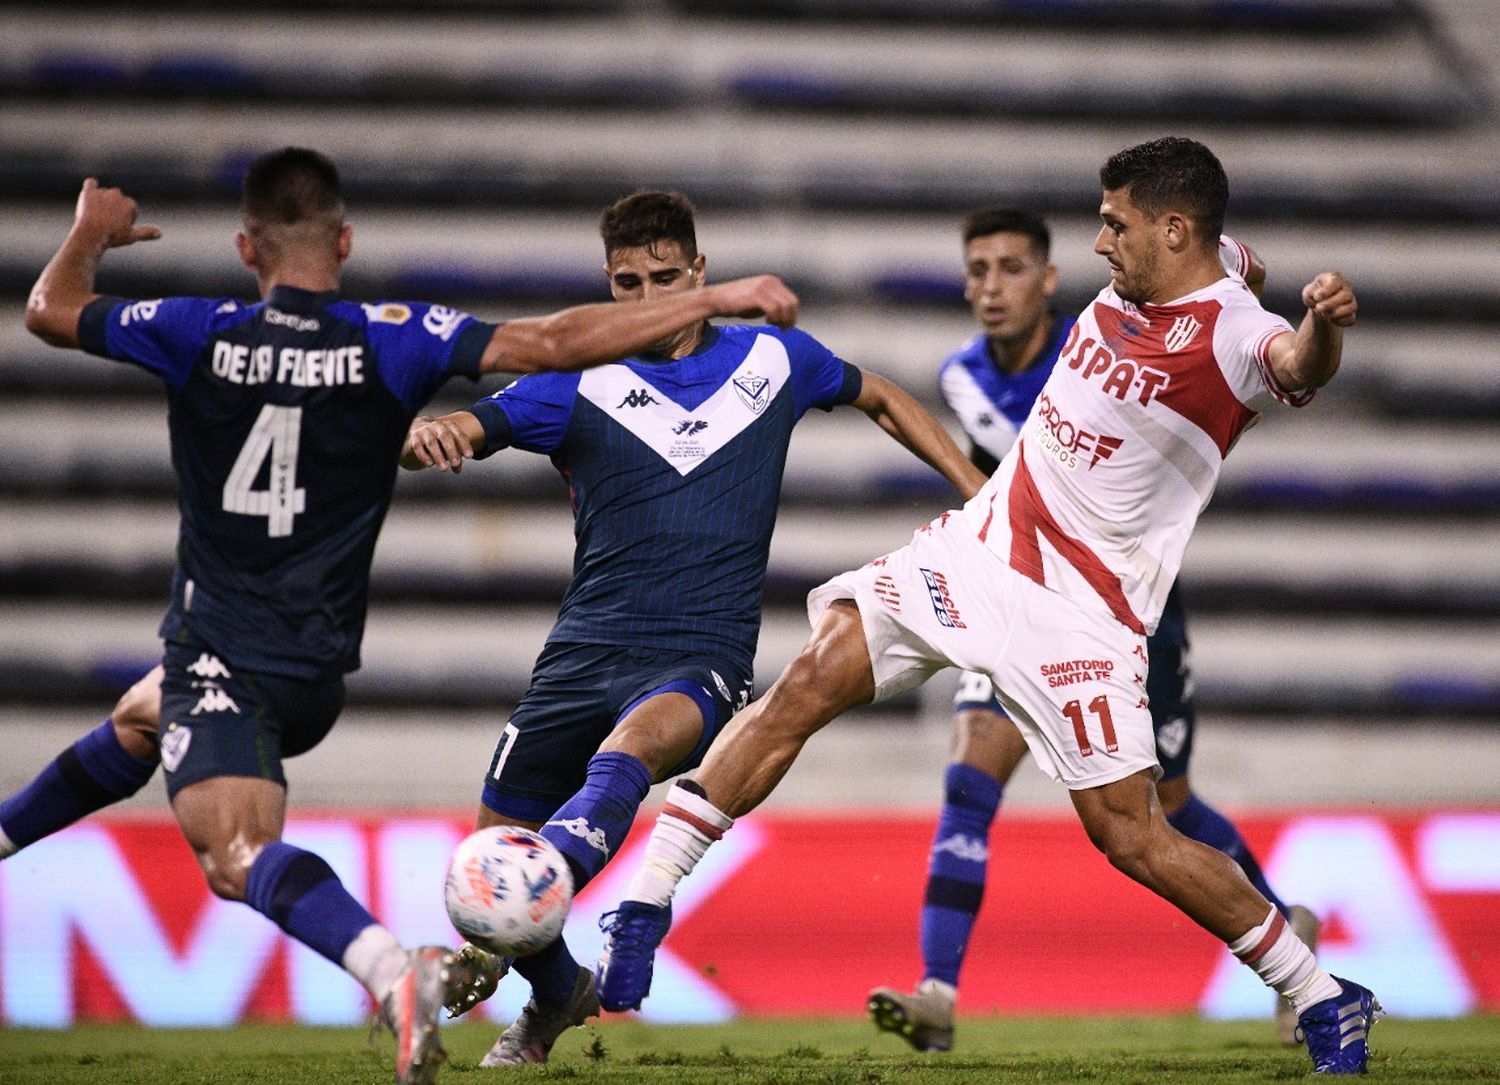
top-left (1094, 300), bottom-right (1257, 458)
top-left (976, 490), bottom-right (1000, 543)
top-left (663, 803), bottom-right (725, 841)
top-left (1236, 910), bottom-right (1288, 965)
top-left (1006, 445), bottom-right (1146, 635)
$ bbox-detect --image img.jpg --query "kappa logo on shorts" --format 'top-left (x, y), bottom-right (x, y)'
top-left (1157, 716), bottom-right (1189, 759)
top-left (873, 574), bottom-right (902, 613)
top-left (920, 568), bottom-right (967, 629)
top-left (190, 685), bottom-right (239, 715)
top-left (186, 653), bottom-right (231, 680)
top-left (160, 722), bottom-right (192, 773)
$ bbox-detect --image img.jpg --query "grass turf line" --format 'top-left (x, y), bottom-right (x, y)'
top-left (1, 1016), bottom-right (1497, 1083)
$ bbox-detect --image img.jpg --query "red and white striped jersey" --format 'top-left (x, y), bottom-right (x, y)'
top-left (962, 272), bottom-right (1303, 635)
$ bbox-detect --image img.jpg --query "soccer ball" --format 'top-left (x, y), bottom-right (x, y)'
top-left (443, 826), bottom-right (574, 956)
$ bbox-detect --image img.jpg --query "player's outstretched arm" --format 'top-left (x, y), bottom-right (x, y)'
top-left (25, 178), bottom-right (162, 348)
top-left (1265, 271), bottom-right (1357, 393)
top-left (851, 371), bottom-right (989, 500)
top-left (402, 411), bottom-right (487, 472)
top-left (477, 275), bottom-right (799, 375)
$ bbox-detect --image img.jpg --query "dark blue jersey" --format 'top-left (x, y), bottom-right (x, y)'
top-left (936, 314), bottom-right (1077, 476)
top-left (79, 286), bottom-right (493, 679)
top-left (470, 323), bottom-right (861, 672)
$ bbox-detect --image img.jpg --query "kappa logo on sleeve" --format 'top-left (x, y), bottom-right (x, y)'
top-left (422, 304), bottom-right (467, 341)
top-left (118, 300), bottom-right (161, 326)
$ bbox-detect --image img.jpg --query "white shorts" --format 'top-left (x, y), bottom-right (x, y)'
top-left (808, 512), bottom-right (1159, 790)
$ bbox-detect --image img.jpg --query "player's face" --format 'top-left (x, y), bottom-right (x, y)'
top-left (963, 231), bottom-right (1056, 342)
top-left (605, 240), bottom-right (706, 354)
top-left (1095, 188), bottom-right (1163, 304)
top-left (605, 241), bottom-right (704, 303)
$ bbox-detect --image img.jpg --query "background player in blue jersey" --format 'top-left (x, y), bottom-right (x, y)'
top-left (8, 151), bottom-right (798, 1084)
top-left (865, 208), bottom-right (1316, 1053)
top-left (401, 190), bottom-right (988, 1064)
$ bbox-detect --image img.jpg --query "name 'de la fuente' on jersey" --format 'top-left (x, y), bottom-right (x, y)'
top-left (210, 337), bottom-right (365, 387)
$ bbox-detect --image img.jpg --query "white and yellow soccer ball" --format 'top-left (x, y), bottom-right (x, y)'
top-left (443, 826), bottom-right (574, 956)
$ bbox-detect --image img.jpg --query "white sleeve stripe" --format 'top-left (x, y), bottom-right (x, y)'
top-left (1252, 328), bottom-right (1314, 407)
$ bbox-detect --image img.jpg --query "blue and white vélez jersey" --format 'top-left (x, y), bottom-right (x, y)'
top-left (469, 323), bottom-right (861, 673)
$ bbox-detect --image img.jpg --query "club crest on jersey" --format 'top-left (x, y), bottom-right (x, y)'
top-left (160, 722), bottom-right (192, 773)
top-left (732, 373), bottom-right (771, 414)
top-left (873, 574), bottom-right (902, 613)
top-left (1164, 314), bottom-right (1203, 353)
top-left (920, 567), bottom-right (966, 629)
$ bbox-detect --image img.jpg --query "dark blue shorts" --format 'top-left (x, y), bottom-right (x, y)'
top-left (481, 641), bottom-right (752, 823)
top-left (158, 635), bottom-right (344, 799)
top-left (952, 584), bottom-right (1196, 782)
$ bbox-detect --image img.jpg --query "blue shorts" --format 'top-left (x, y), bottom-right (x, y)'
top-left (481, 641), bottom-right (753, 822)
top-left (953, 584), bottom-right (1196, 782)
top-left (158, 635), bottom-right (344, 799)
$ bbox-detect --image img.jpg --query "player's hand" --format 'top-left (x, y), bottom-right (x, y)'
top-left (406, 414), bottom-right (475, 473)
top-left (706, 275), bottom-right (800, 330)
top-left (1302, 272), bottom-right (1356, 327)
top-left (73, 178), bottom-right (162, 251)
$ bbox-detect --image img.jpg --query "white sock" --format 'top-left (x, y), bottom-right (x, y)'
top-left (342, 924), bottom-right (410, 1003)
top-left (0, 823), bottom-right (16, 860)
top-left (1228, 907), bottom-right (1341, 1013)
top-left (624, 781), bottom-right (733, 908)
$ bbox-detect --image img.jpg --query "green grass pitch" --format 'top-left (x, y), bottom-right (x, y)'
top-left (2, 1015), bottom-right (1497, 1083)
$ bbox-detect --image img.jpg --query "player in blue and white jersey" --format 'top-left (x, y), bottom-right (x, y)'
top-left (865, 208), bottom-right (1316, 1052)
top-left (402, 190), bottom-right (988, 1064)
top-left (5, 151), bottom-right (797, 1084)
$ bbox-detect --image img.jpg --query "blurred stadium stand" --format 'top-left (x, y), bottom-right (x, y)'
top-left (0, 0), bottom-right (1496, 804)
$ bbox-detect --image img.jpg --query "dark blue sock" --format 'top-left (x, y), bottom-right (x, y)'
top-left (244, 841), bottom-right (377, 965)
top-left (1166, 793), bottom-right (1291, 917)
top-left (0, 720), bottom-right (158, 851)
top-left (540, 750), bottom-right (652, 890)
top-left (920, 762), bottom-right (1002, 987)
top-left (512, 934), bottom-right (581, 1006)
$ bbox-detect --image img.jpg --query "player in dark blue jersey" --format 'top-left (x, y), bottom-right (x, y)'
top-left (5, 150), bottom-right (798, 1084)
top-left (865, 208), bottom-right (1315, 1053)
top-left (401, 190), bottom-right (987, 1064)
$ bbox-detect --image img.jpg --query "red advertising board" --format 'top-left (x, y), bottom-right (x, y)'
top-left (1, 810), bottom-right (1496, 1026)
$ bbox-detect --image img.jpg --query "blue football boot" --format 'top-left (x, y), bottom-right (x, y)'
top-left (1296, 977), bottom-right (1383, 1074)
top-left (596, 901), bottom-right (672, 1011)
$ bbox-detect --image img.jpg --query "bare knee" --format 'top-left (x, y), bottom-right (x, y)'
top-left (1087, 813), bottom-right (1157, 879)
top-left (112, 666), bottom-right (163, 762)
top-left (198, 844), bottom-right (257, 901)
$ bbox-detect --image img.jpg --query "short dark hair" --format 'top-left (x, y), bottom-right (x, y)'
top-left (600, 190), bottom-right (697, 260)
top-left (962, 207), bottom-right (1050, 259)
top-left (241, 147), bottom-right (344, 229)
top-left (1099, 136), bottom-right (1227, 244)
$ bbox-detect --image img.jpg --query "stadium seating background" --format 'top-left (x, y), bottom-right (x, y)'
top-left (0, 0), bottom-right (1496, 814)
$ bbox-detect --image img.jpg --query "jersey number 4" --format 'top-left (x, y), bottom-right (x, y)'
top-left (222, 405), bottom-right (307, 538)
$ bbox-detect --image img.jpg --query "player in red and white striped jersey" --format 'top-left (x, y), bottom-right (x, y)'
top-left (600, 137), bottom-right (1379, 1075)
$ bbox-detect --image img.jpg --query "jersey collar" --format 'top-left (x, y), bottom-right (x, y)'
top-left (265, 285), bottom-right (340, 312)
